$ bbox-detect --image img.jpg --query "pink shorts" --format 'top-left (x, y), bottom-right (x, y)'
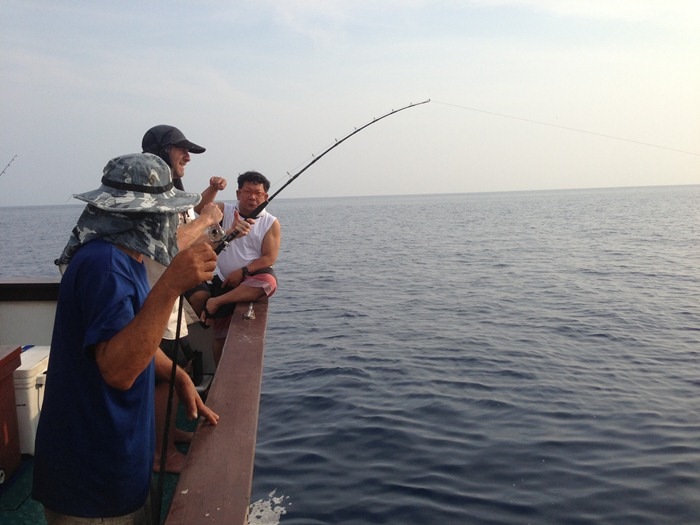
top-left (212, 274), bottom-right (277, 339)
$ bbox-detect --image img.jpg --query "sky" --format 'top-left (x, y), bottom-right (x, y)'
top-left (1, 0), bottom-right (698, 207)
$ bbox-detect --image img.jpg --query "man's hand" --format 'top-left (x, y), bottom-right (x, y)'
top-left (226, 210), bottom-right (254, 238)
top-left (199, 202), bottom-right (223, 227)
top-left (175, 368), bottom-right (219, 425)
top-left (209, 177), bottom-right (227, 191)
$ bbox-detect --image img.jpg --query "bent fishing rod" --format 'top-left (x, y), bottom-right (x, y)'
top-left (0, 154), bottom-right (17, 178)
top-left (157, 99), bottom-right (430, 513)
top-left (211, 99), bottom-right (430, 254)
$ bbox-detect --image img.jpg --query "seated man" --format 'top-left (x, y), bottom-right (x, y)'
top-left (200, 171), bottom-right (281, 365)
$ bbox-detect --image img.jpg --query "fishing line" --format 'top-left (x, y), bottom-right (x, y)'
top-left (433, 100), bottom-right (700, 157)
top-left (212, 99), bottom-right (431, 254)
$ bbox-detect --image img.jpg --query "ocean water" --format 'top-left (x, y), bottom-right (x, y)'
top-left (2, 186), bottom-right (700, 524)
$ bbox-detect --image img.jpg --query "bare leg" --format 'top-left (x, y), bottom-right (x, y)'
top-left (213, 337), bottom-right (226, 367)
top-left (153, 380), bottom-right (188, 474)
top-left (201, 286), bottom-right (265, 326)
top-left (186, 288), bottom-right (210, 317)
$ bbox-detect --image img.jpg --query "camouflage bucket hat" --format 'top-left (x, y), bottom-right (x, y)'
top-left (73, 153), bottom-right (201, 213)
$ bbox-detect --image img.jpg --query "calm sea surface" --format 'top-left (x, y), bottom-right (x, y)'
top-left (2, 186), bottom-right (700, 524)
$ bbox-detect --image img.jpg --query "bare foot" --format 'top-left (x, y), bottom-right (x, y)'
top-left (153, 450), bottom-right (188, 474)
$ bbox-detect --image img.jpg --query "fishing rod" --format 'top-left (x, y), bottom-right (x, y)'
top-left (212, 99), bottom-right (430, 254)
top-left (153, 295), bottom-right (186, 524)
top-left (157, 100), bottom-right (430, 514)
top-left (0, 154), bottom-right (17, 178)
top-left (157, 101), bottom-right (439, 515)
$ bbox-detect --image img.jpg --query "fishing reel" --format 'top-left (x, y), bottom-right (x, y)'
top-left (208, 224), bottom-right (234, 255)
top-left (207, 224), bottom-right (226, 243)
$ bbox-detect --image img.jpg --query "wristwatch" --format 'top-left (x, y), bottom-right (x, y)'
top-left (241, 266), bottom-right (250, 277)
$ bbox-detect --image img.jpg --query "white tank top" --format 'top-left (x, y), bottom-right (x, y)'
top-left (144, 207), bottom-right (199, 339)
top-left (216, 202), bottom-right (277, 279)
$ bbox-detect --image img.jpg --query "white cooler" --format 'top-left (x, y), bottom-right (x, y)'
top-left (13, 345), bottom-right (50, 455)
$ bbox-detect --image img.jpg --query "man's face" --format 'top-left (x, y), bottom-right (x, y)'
top-left (168, 146), bottom-right (190, 179)
top-left (237, 182), bottom-right (268, 215)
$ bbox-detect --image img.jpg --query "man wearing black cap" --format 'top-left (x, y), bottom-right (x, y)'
top-left (141, 124), bottom-right (206, 186)
top-left (142, 124), bottom-right (227, 244)
top-left (141, 125), bottom-right (236, 473)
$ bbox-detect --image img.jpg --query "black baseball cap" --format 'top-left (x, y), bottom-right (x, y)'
top-left (141, 125), bottom-right (206, 154)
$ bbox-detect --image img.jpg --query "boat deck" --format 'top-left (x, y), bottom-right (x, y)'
top-left (0, 455), bottom-right (42, 524)
top-left (0, 423), bottom-right (186, 524)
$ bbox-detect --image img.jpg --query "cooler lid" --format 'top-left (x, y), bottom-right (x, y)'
top-left (14, 346), bottom-right (51, 379)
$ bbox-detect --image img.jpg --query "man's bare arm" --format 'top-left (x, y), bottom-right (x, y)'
top-left (95, 243), bottom-right (216, 390)
top-left (222, 219), bottom-right (281, 286)
top-left (194, 177), bottom-right (227, 215)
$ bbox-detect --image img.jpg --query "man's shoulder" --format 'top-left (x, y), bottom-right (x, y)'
top-left (260, 209), bottom-right (278, 222)
top-left (71, 239), bottom-right (115, 264)
top-left (68, 241), bottom-right (140, 279)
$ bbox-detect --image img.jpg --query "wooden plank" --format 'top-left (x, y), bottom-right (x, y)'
top-left (165, 298), bottom-right (268, 525)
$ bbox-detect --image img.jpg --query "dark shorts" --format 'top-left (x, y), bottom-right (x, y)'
top-left (183, 281), bottom-right (209, 301)
top-left (158, 336), bottom-right (203, 385)
top-left (160, 336), bottom-right (195, 367)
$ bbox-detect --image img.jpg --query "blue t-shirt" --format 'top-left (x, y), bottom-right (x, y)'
top-left (33, 240), bottom-right (155, 517)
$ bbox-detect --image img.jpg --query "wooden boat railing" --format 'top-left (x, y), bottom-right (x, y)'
top-left (0, 279), bottom-right (267, 525)
top-left (165, 298), bottom-right (268, 525)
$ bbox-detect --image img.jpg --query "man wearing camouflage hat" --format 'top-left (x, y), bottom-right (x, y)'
top-left (33, 153), bottom-right (219, 524)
